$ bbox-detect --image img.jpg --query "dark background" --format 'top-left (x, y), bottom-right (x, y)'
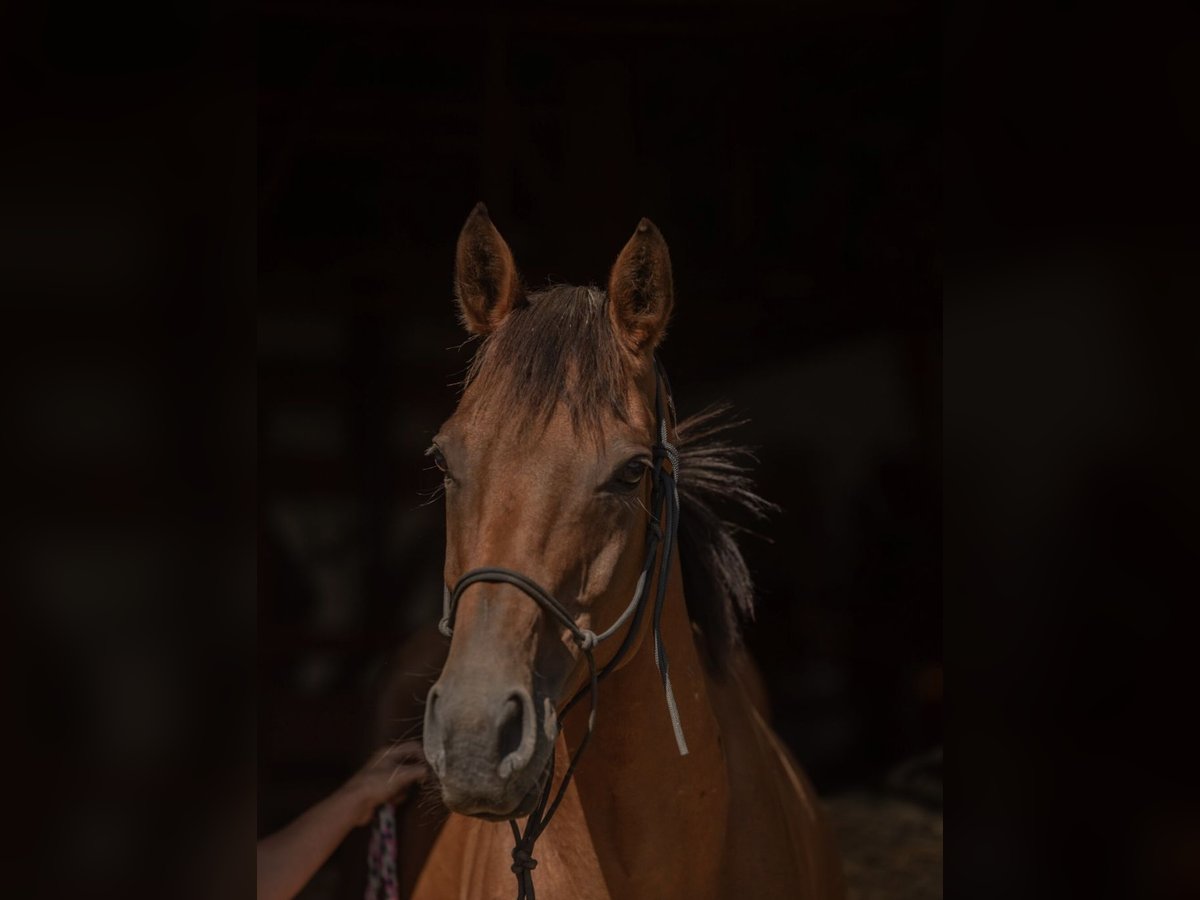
top-left (257, 2), bottom-right (940, 896)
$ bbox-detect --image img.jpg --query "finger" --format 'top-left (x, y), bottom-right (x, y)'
top-left (368, 742), bottom-right (421, 772)
top-left (380, 741), bottom-right (426, 764)
top-left (386, 763), bottom-right (431, 794)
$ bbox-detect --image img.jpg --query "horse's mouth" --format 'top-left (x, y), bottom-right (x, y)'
top-left (442, 747), bottom-right (553, 821)
top-left (454, 786), bottom-right (540, 821)
top-left (468, 792), bottom-right (535, 821)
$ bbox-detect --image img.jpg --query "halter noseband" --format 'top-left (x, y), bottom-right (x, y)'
top-left (435, 357), bottom-right (685, 900)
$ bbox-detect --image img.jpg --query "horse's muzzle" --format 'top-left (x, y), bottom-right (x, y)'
top-left (424, 679), bottom-right (550, 819)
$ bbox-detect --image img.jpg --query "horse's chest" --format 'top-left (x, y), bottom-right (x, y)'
top-left (413, 798), bottom-right (610, 900)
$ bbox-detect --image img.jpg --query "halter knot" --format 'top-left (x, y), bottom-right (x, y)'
top-left (437, 617), bottom-right (453, 638)
top-left (576, 629), bottom-right (598, 651)
top-left (510, 845), bottom-right (538, 874)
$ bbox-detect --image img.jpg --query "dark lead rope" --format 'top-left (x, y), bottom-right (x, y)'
top-left (436, 360), bottom-right (684, 900)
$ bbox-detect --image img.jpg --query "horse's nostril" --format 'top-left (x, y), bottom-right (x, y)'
top-left (425, 686), bottom-right (442, 740)
top-left (424, 686), bottom-right (447, 778)
top-left (497, 690), bottom-right (536, 779)
top-left (497, 695), bottom-right (525, 763)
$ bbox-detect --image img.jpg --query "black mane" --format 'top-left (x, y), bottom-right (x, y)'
top-left (463, 284), bottom-right (775, 670)
top-left (675, 405), bottom-right (776, 670)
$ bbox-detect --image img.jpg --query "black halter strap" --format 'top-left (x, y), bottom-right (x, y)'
top-left (437, 357), bottom-right (684, 900)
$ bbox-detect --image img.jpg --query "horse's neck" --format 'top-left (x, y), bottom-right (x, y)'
top-left (560, 554), bottom-right (731, 899)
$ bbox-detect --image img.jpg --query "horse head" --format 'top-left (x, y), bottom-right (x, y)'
top-left (423, 204), bottom-right (676, 820)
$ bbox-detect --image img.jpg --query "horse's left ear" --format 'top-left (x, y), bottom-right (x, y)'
top-left (607, 218), bottom-right (674, 352)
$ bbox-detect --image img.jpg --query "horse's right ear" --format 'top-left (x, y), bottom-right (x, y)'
top-left (453, 203), bottom-right (525, 334)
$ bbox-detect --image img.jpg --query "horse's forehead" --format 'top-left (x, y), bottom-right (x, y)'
top-left (451, 380), bottom-right (655, 460)
top-left (459, 405), bottom-right (645, 464)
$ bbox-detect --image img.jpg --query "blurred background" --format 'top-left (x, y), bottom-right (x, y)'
top-left (257, 1), bottom-right (939, 896)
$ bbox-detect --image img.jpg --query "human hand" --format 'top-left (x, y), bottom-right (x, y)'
top-left (340, 741), bottom-right (430, 826)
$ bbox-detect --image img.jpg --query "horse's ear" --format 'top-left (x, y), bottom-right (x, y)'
top-left (607, 218), bottom-right (674, 352)
top-left (454, 202), bottom-right (525, 334)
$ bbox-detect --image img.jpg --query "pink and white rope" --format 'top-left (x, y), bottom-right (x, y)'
top-left (365, 803), bottom-right (398, 900)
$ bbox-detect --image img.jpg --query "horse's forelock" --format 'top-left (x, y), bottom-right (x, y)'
top-left (463, 284), bottom-right (630, 438)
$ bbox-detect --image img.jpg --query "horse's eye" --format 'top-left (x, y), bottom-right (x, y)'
top-left (427, 445), bottom-right (450, 476)
top-left (613, 458), bottom-right (648, 490)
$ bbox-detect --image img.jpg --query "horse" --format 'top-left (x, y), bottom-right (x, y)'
top-left (409, 203), bottom-right (845, 900)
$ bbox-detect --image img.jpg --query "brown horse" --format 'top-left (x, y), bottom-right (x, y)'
top-left (412, 204), bottom-right (845, 900)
